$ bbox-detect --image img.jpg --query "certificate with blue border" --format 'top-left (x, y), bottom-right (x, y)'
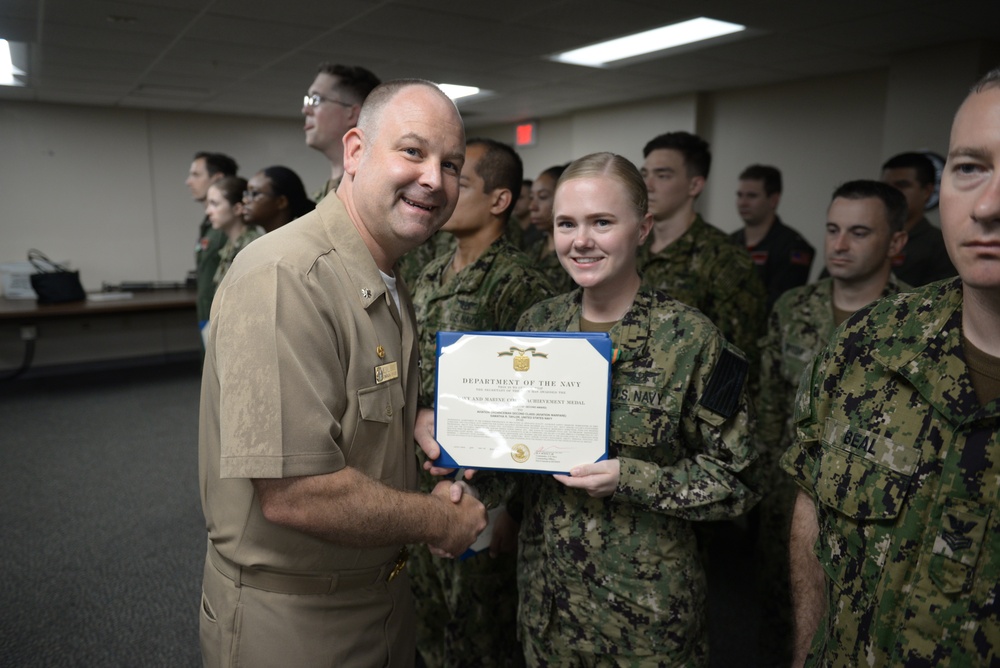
top-left (434, 331), bottom-right (612, 474)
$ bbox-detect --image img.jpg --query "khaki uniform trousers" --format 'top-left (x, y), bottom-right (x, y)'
top-left (200, 547), bottom-right (416, 667)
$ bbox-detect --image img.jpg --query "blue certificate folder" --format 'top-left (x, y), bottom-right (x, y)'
top-left (433, 331), bottom-right (612, 475)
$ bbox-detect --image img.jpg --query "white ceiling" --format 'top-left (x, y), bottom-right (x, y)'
top-left (1, 0), bottom-right (999, 128)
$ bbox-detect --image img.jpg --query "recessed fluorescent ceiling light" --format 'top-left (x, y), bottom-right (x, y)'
top-left (552, 17), bottom-right (745, 67)
top-left (439, 83), bottom-right (480, 101)
top-left (1, 39), bottom-right (27, 86)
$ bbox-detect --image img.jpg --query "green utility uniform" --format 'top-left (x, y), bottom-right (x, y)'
top-left (639, 214), bottom-right (766, 377)
top-left (496, 286), bottom-right (760, 666)
top-left (781, 278), bottom-right (1000, 666)
top-left (410, 235), bottom-right (553, 668)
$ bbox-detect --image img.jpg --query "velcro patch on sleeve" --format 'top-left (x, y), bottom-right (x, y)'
top-left (698, 347), bottom-right (748, 419)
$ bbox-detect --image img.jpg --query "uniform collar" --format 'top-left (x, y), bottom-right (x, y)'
top-left (446, 236), bottom-right (509, 293)
top-left (315, 192), bottom-right (389, 311)
top-left (556, 286), bottom-right (651, 365)
top-left (639, 213), bottom-right (706, 262)
top-left (871, 278), bottom-right (983, 424)
top-left (609, 286), bottom-right (653, 364)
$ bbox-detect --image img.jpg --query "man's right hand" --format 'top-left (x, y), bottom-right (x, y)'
top-left (416, 408), bottom-right (460, 477)
top-left (428, 480), bottom-right (487, 558)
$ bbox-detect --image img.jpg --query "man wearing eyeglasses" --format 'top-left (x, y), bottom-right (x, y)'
top-left (303, 63), bottom-right (380, 201)
top-left (200, 80), bottom-right (486, 668)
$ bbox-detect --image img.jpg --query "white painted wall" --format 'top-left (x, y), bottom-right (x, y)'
top-left (0, 102), bottom-right (330, 291)
top-left (0, 102), bottom-right (328, 372)
top-left (1, 40), bottom-right (991, 371)
top-left (698, 69), bottom-right (890, 275)
top-left (475, 95), bottom-right (697, 183)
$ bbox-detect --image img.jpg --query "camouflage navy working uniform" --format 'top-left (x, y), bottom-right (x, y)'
top-left (755, 274), bottom-right (907, 666)
top-left (638, 214), bottom-right (767, 378)
top-left (410, 235), bottom-right (553, 668)
top-left (780, 278), bottom-right (1000, 666)
top-left (525, 236), bottom-right (574, 295)
top-left (213, 227), bottom-right (263, 287)
top-left (311, 176), bottom-right (340, 204)
top-left (500, 286), bottom-right (760, 665)
top-left (758, 275), bottom-right (909, 459)
top-left (404, 217), bottom-right (528, 290)
top-left (396, 232), bottom-right (456, 289)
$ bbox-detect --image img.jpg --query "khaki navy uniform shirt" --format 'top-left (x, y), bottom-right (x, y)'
top-left (781, 278), bottom-right (1000, 666)
top-left (639, 214), bottom-right (767, 377)
top-left (510, 286), bottom-right (760, 662)
top-left (199, 192), bottom-right (418, 575)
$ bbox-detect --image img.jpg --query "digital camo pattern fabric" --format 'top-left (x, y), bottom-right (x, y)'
top-left (213, 226), bottom-right (263, 287)
top-left (754, 274), bottom-right (907, 666)
top-left (757, 275), bottom-right (910, 463)
top-left (781, 278), bottom-right (1000, 666)
top-left (509, 286), bottom-right (760, 664)
top-left (638, 214), bottom-right (767, 380)
top-left (412, 235), bottom-right (555, 408)
top-left (409, 235), bottom-right (553, 668)
top-left (524, 236), bottom-right (575, 295)
top-left (396, 230), bottom-right (456, 290)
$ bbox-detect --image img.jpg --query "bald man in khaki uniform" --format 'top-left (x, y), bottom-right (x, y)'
top-left (198, 80), bottom-right (486, 668)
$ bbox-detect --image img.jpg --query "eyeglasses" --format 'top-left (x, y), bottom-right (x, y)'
top-left (243, 190), bottom-right (273, 201)
top-left (303, 93), bottom-right (354, 109)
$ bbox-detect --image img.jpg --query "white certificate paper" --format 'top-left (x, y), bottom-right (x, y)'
top-left (434, 332), bottom-right (611, 474)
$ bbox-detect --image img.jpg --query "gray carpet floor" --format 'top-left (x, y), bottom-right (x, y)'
top-left (0, 361), bottom-right (204, 668)
top-left (0, 359), bottom-right (761, 668)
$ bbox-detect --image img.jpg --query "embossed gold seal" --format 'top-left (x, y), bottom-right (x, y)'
top-left (513, 353), bottom-right (530, 371)
top-left (497, 346), bottom-right (547, 371)
top-left (510, 443), bottom-right (530, 463)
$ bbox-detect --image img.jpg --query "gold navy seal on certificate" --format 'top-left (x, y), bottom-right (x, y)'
top-left (433, 331), bottom-right (612, 474)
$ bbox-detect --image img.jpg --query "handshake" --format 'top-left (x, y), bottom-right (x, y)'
top-left (417, 407), bottom-right (492, 559)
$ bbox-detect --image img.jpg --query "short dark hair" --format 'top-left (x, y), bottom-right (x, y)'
top-left (261, 166), bottom-right (315, 220)
top-left (739, 164), bottom-right (782, 195)
top-left (466, 138), bottom-right (523, 221)
top-left (642, 131), bottom-right (711, 179)
top-left (881, 152), bottom-right (936, 187)
top-left (971, 65), bottom-right (1000, 93)
top-left (522, 179), bottom-right (533, 189)
top-left (539, 164), bottom-right (568, 183)
top-left (194, 152), bottom-right (238, 178)
top-left (830, 180), bottom-right (907, 233)
top-left (317, 63), bottom-right (381, 104)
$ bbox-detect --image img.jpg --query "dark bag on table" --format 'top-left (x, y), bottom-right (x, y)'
top-left (28, 249), bottom-right (87, 304)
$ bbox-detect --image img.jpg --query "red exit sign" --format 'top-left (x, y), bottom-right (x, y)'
top-left (516, 121), bottom-right (537, 147)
